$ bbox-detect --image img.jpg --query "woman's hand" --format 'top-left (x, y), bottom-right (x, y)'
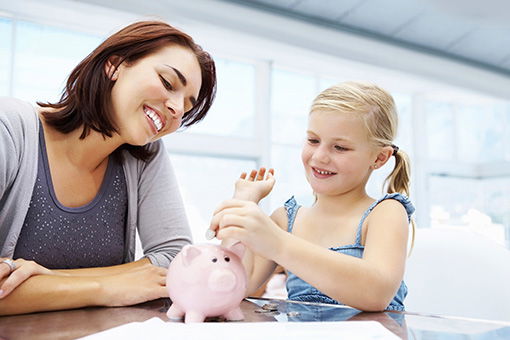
top-left (98, 263), bottom-right (168, 307)
top-left (0, 258), bottom-right (54, 298)
top-left (233, 168), bottom-right (275, 203)
top-left (210, 199), bottom-right (286, 259)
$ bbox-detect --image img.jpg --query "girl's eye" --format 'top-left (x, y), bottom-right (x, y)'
top-left (159, 76), bottom-right (173, 91)
top-left (334, 145), bottom-right (348, 151)
top-left (307, 138), bottom-right (319, 144)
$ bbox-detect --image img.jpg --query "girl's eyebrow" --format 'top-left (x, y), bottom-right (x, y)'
top-left (164, 64), bottom-right (197, 106)
top-left (307, 131), bottom-right (351, 142)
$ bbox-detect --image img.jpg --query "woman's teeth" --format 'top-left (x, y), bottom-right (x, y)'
top-left (144, 107), bottom-right (163, 131)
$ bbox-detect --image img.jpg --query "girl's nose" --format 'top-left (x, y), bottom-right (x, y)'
top-left (312, 146), bottom-right (330, 163)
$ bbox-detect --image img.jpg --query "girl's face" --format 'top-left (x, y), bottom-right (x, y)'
top-left (109, 44), bottom-right (202, 146)
top-left (301, 110), bottom-right (379, 197)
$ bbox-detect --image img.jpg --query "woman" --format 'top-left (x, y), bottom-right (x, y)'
top-left (0, 20), bottom-right (216, 315)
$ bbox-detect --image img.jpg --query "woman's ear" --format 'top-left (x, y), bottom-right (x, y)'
top-left (104, 56), bottom-right (122, 80)
top-left (372, 146), bottom-right (393, 170)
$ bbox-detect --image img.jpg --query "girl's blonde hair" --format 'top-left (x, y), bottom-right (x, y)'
top-left (311, 81), bottom-right (415, 250)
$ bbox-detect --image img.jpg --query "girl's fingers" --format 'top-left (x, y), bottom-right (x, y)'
top-left (248, 169), bottom-right (257, 181)
top-left (212, 199), bottom-right (249, 215)
top-left (216, 225), bottom-right (245, 241)
top-left (210, 206), bottom-right (248, 230)
top-left (240, 172), bottom-right (247, 179)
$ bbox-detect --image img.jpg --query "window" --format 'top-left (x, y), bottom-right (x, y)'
top-left (426, 101), bottom-right (456, 161)
top-left (271, 67), bottom-right (316, 145)
top-left (169, 153), bottom-right (256, 243)
top-left (12, 21), bottom-right (101, 103)
top-left (189, 58), bottom-right (256, 138)
top-left (426, 99), bottom-right (510, 247)
top-left (429, 175), bottom-right (509, 246)
top-left (0, 18), bottom-right (11, 96)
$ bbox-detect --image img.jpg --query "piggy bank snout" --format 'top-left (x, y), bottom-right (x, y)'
top-left (208, 269), bottom-right (237, 292)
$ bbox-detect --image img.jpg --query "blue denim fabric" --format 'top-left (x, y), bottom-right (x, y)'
top-left (284, 193), bottom-right (415, 311)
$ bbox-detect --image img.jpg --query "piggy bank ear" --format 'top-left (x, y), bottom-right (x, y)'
top-left (181, 245), bottom-right (202, 266)
top-left (228, 241), bottom-right (245, 259)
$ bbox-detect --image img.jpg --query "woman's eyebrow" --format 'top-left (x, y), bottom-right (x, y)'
top-left (164, 64), bottom-right (197, 107)
top-left (164, 64), bottom-right (187, 86)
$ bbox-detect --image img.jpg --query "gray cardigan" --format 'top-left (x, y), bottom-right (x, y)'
top-left (0, 97), bottom-right (192, 268)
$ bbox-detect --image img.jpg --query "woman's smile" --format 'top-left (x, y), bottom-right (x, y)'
top-left (143, 105), bottom-right (165, 135)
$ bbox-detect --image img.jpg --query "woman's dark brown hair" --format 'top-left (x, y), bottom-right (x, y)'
top-left (38, 20), bottom-right (216, 161)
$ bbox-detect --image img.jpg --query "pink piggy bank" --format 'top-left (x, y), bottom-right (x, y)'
top-left (166, 243), bottom-right (247, 323)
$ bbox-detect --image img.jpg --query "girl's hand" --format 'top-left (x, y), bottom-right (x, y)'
top-left (98, 263), bottom-right (168, 306)
top-left (0, 258), bottom-right (54, 298)
top-left (233, 168), bottom-right (275, 203)
top-left (210, 199), bottom-right (285, 259)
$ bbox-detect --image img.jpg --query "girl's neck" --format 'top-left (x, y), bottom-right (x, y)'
top-left (313, 188), bottom-right (373, 216)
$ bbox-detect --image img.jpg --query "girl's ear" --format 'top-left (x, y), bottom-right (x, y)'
top-left (104, 56), bottom-right (122, 80)
top-left (372, 145), bottom-right (393, 170)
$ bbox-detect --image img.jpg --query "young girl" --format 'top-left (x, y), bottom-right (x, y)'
top-left (0, 20), bottom-right (216, 315)
top-left (209, 82), bottom-right (415, 312)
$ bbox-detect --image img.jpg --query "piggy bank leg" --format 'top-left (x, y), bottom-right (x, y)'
top-left (184, 311), bottom-right (206, 323)
top-left (166, 304), bottom-right (185, 320)
top-left (224, 307), bottom-right (244, 321)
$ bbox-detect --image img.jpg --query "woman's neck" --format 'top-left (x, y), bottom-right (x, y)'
top-left (38, 109), bottom-right (122, 172)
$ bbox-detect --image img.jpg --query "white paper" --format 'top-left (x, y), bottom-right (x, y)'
top-left (79, 317), bottom-right (400, 340)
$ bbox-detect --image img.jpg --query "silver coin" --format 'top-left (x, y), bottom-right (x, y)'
top-left (261, 303), bottom-right (278, 311)
top-left (205, 229), bottom-right (216, 240)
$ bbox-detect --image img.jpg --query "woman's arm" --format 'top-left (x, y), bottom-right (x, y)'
top-left (0, 259), bottom-right (167, 315)
top-left (131, 141), bottom-right (192, 268)
top-left (213, 199), bottom-right (409, 311)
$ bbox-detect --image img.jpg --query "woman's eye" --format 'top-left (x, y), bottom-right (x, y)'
top-left (159, 76), bottom-right (173, 91)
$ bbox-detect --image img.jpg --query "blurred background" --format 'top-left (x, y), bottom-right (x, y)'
top-left (1, 0), bottom-right (510, 249)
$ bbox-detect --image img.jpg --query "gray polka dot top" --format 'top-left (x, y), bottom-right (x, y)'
top-left (13, 123), bottom-right (127, 269)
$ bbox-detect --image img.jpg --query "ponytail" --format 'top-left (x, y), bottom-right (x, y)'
top-left (383, 148), bottom-right (415, 255)
top-left (384, 148), bottom-right (411, 197)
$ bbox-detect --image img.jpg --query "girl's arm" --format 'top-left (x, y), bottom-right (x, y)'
top-left (213, 199), bottom-right (409, 311)
top-left (0, 258), bottom-right (167, 315)
top-left (241, 208), bottom-right (288, 296)
top-left (215, 168), bottom-right (278, 296)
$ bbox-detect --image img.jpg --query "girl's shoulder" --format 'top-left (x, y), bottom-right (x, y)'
top-left (369, 193), bottom-right (415, 222)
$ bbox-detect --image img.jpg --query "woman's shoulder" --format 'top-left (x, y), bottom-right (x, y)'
top-left (0, 97), bottom-right (38, 128)
top-left (0, 97), bottom-right (36, 116)
top-left (0, 97), bottom-right (38, 142)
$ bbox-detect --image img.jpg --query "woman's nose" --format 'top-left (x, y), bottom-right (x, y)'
top-left (166, 96), bottom-right (185, 119)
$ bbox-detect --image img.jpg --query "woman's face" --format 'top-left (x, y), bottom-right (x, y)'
top-left (109, 44), bottom-right (202, 145)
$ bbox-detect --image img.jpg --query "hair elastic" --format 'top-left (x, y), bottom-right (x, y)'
top-left (391, 144), bottom-right (399, 156)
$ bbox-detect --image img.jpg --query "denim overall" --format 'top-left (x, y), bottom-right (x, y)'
top-left (285, 193), bottom-right (415, 311)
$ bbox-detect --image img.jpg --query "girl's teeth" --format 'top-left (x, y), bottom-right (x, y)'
top-left (316, 169), bottom-right (333, 175)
